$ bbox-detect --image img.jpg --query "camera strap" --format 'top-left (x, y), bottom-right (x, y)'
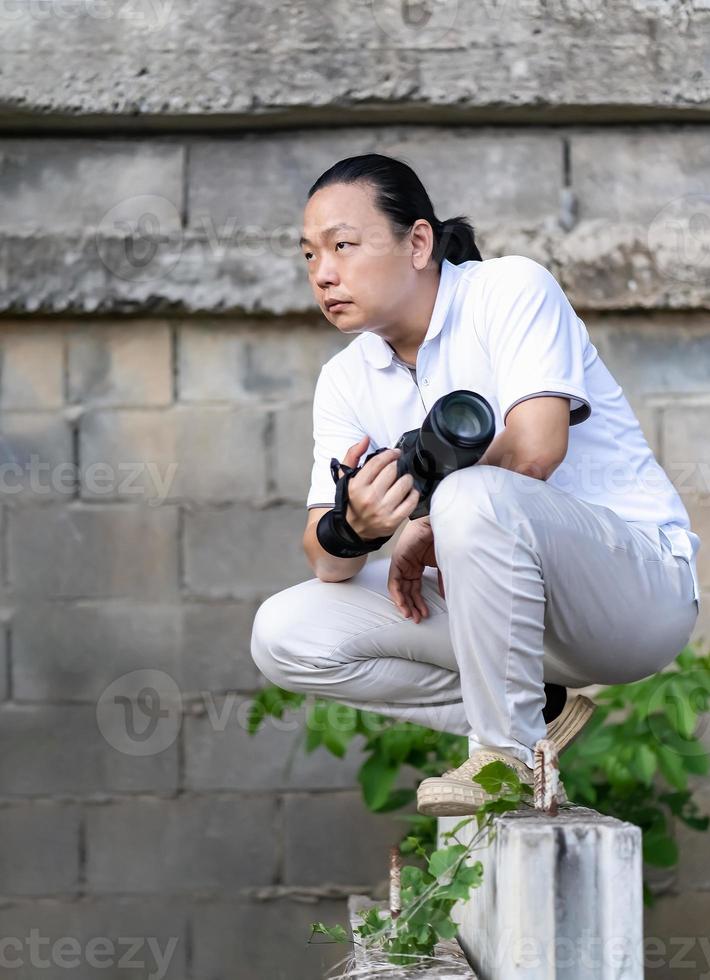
top-left (315, 455), bottom-right (393, 558)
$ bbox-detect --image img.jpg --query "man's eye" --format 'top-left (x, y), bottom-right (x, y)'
top-left (335, 241), bottom-right (350, 250)
top-left (303, 252), bottom-right (313, 260)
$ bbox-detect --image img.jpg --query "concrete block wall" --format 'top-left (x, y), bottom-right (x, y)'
top-left (0, 3), bottom-right (709, 969)
top-left (0, 307), bottom-right (706, 977)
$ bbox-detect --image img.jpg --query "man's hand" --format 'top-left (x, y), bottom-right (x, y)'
top-left (337, 434), bottom-right (420, 540)
top-left (387, 516), bottom-right (446, 624)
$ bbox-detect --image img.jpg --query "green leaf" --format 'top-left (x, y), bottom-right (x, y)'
top-left (310, 922), bottom-right (349, 943)
top-left (656, 744), bottom-right (688, 791)
top-left (631, 744), bottom-right (657, 785)
top-left (358, 753), bottom-right (399, 810)
top-left (472, 760), bottom-right (521, 793)
top-left (428, 844), bottom-right (468, 879)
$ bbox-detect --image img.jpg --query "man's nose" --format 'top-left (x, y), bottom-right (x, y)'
top-left (313, 256), bottom-right (340, 289)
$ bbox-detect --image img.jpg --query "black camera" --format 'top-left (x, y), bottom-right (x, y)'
top-left (350, 389), bottom-right (496, 519)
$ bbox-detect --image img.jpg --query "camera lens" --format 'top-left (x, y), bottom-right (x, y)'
top-left (440, 393), bottom-right (486, 442)
top-left (435, 391), bottom-right (495, 448)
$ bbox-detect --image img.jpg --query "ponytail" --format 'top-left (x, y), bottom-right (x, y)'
top-left (307, 154), bottom-right (483, 267)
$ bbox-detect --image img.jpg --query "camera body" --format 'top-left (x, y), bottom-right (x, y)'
top-left (356, 389), bottom-right (497, 520)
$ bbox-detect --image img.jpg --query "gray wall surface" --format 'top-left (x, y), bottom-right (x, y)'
top-left (0, 2), bottom-right (709, 978)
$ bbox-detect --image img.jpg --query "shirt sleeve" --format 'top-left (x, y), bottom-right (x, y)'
top-left (306, 363), bottom-right (370, 509)
top-left (478, 255), bottom-right (592, 427)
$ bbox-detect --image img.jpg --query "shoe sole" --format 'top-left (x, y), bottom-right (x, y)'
top-left (416, 774), bottom-right (568, 816)
top-left (546, 694), bottom-right (597, 753)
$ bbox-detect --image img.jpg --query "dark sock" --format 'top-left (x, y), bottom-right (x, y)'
top-left (542, 682), bottom-right (567, 724)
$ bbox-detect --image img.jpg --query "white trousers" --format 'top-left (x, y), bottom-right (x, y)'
top-left (250, 465), bottom-right (699, 768)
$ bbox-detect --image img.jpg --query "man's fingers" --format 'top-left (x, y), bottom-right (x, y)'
top-left (410, 580), bottom-right (429, 620)
top-left (341, 435), bottom-right (371, 471)
top-left (382, 471), bottom-right (417, 510)
top-left (360, 448), bottom-right (401, 484)
top-left (389, 578), bottom-right (410, 619)
top-left (390, 486), bottom-right (421, 522)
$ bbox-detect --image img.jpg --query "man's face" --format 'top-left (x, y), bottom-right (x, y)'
top-left (300, 181), bottom-right (416, 335)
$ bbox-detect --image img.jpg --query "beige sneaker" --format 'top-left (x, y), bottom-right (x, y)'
top-left (416, 745), bottom-right (568, 817)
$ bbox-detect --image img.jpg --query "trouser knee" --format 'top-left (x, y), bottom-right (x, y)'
top-left (250, 589), bottom-right (300, 689)
top-left (429, 464), bottom-right (534, 546)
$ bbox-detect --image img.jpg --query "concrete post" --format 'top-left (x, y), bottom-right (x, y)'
top-left (438, 805), bottom-right (644, 979)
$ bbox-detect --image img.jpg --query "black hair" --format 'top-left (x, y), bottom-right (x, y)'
top-left (306, 152), bottom-right (483, 267)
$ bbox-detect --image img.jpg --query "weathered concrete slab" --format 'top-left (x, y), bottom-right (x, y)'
top-left (1, 1), bottom-right (710, 124)
top-left (3, 219), bottom-right (710, 315)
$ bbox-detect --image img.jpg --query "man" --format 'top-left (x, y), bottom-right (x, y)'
top-left (251, 162), bottom-right (700, 814)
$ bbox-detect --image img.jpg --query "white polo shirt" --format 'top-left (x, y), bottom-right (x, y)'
top-left (307, 254), bottom-right (701, 606)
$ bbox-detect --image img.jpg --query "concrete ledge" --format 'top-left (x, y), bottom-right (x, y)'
top-left (1, 2), bottom-right (710, 122)
top-left (3, 222), bottom-right (710, 316)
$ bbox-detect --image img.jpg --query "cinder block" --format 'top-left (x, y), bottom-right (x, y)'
top-left (282, 791), bottom-right (410, 886)
top-left (79, 405), bottom-right (267, 504)
top-left (272, 400), bottom-right (313, 503)
top-left (592, 316), bottom-right (710, 402)
top-left (0, 898), bottom-right (188, 979)
top-left (12, 602), bottom-right (182, 702)
top-left (0, 803), bottom-right (80, 896)
top-left (184, 704), bottom-right (384, 793)
top-left (177, 321), bottom-right (346, 403)
top-left (8, 504), bottom-right (179, 599)
top-left (67, 322), bottom-right (173, 406)
top-left (188, 130), bottom-right (562, 239)
top-left (191, 897), bottom-right (348, 980)
top-left (0, 140), bottom-right (184, 232)
top-left (183, 503), bottom-right (311, 599)
top-left (642, 890), bottom-right (710, 977)
top-left (0, 326), bottom-right (64, 409)
top-left (0, 412), bottom-right (75, 501)
top-left (374, 130), bottom-right (564, 227)
top-left (188, 131), bottom-right (376, 238)
top-left (181, 600), bottom-right (263, 692)
top-left (0, 704), bottom-right (178, 797)
top-left (12, 599), bottom-right (261, 701)
top-left (571, 131), bottom-right (710, 224)
top-left (86, 796), bottom-right (277, 894)
top-left (662, 409), bottom-right (710, 496)
top-left (675, 494), bottom-right (710, 592)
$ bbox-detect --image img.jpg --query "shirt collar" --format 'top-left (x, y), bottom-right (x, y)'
top-left (360, 258), bottom-right (461, 369)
